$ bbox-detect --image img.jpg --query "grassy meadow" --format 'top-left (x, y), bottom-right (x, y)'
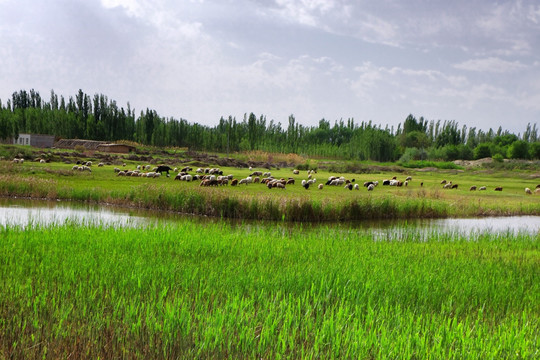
top-left (0, 221), bottom-right (539, 359)
top-left (0, 155), bottom-right (539, 221)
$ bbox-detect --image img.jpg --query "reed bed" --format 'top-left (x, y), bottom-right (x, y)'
top-left (1, 222), bottom-right (538, 359)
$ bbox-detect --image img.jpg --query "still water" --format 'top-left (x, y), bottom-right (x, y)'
top-left (0, 198), bottom-right (539, 238)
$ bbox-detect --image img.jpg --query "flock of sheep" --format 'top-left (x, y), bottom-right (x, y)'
top-left (12, 157), bottom-right (540, 195)
top-left (107, 164), bottom-right (540, 195)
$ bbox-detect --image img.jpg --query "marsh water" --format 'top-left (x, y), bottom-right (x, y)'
top-left (0, 198), bottom-right (539, 238)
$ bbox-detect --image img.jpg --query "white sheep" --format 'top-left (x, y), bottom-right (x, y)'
top-left (525, 188), bottom-right (532, 195)
top-left (318, 184), bottom-right (323, 190)
top-left (367, 184), bottom-right (374, 191)
top-left (479, 186), bottom-right (487, 191)
top-left (354, 184), bottom-right (359, 190)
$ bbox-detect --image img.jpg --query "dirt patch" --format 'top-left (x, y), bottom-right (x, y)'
top-left (453, 157), bottom-right (492, 168)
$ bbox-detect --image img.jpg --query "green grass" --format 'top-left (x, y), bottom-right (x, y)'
top-left (0, 221), bottom-right (538, 358)
top-left (1, 159), bottom-right (539, 221)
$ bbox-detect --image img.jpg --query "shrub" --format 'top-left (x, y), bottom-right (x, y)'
top-left (492, 153), bottom-right (504, 162)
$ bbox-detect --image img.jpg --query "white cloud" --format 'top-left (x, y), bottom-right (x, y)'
top-left (454, 57), bottom-right (527, 73)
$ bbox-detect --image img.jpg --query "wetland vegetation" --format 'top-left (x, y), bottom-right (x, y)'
top-left (1, 221), bottom-right (539, 359)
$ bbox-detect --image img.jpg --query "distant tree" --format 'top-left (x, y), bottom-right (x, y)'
top-left (474, 143), bottom-right (491, 159)
top-left (529, 142), bottom-right (540, 159)
top-left (507, 140), bottom-right (529, 159)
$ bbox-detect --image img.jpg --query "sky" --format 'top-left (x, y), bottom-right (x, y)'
top-left (1, 0), bottom-right (539, 134)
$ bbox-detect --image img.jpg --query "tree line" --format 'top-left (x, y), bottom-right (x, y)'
top-left (0, 89), bottom-right (539, 162)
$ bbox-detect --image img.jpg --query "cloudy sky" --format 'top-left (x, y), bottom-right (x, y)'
top-left (1, 0), bottom-right (539, 134)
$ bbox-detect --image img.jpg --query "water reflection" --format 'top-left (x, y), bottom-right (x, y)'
top-left (0, 198), bottom-right (539, 238)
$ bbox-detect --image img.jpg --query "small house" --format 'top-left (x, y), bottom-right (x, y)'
top-left (96, 143), bottom-right (136, 154)
top-left (11, 133), bottom-right (55, 148)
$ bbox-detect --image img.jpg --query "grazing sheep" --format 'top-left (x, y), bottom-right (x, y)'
top-left (250, 171), bottom-right (263, 177)
top-left (451, 184), bottom-right (458, 189)
top-left (293, 169), bottom-right (300, 175)
top-left (39, 159), bottom-right (46, 164)
top-left (117, 171), bottom-right (126, 176)
top-left (181, 166), bottom-right (192, 172)
top-left (137, 165), bottom-right (141, 170)
top-left (420, 182), bottom-right (423, 187)
top-left (405, 176), bottom-right (412, 181)
top-left (470, 186), bottom-right (477, 191)
top-left (318, 184), bottom-right (323, 190)
top-left (443, 182), bottom-right (453, 189)
top-left (286, 178), bottom-right (295, 185)
top-left (345, 184), bottom-right (353, 191)
top-left (367, 184), bottom-right (374, 191)
top-left (114, 167), bottom-right (120, 173)
top-left (98, 162), bottom-right (104, 167)
top-left (231, 179), bottom-right (238, 186)
top-left (303, 182), bottom-right (310, 190)
top-left (382, 179), bottom-right (390, 186)
top-left (525, 188), bottom-right (532, 194)
top-left (72, 165), bottom-right (79, 170)
top-left (441, 180), bottom-right (447, 184)
top-left (479, 186), bottom-right (487, 191)
top-left (536, 184), bottom-right (540, 189)
top-left (353, 184), bottom-right (359, 190)
top-left (535, 188), bottom-right (540, 194)
top-left (249, 166), bottom-right (253, 171)
top-left (275, 183), bottom-right (285, 189)
top-left (404, 181), bottom-right (408, 187)
top-left (494, 187), bottom-right (503, 191)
